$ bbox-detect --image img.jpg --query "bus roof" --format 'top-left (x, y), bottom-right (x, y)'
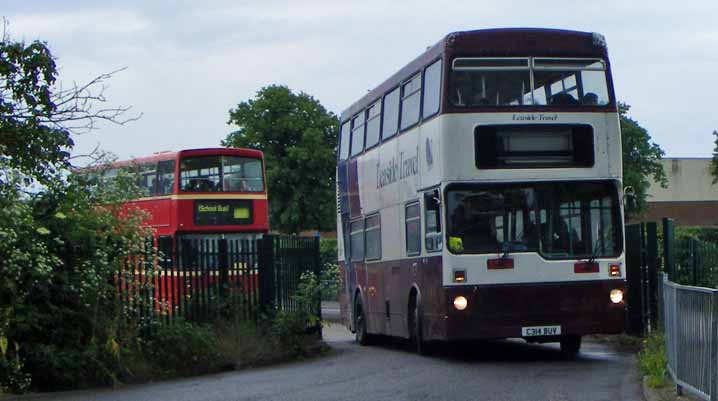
top-left (97, 147), bottom-right (264, 169)
top-left (340, 28), bottom-right (608, 122)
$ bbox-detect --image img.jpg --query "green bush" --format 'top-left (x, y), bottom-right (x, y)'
top-left (319, 239), bottom-right (339, 301)
top-left (675, 226), bottom-right (718, 243)
top-left (139, 320), bottom-right (220, 378)
top-left (319, 238), bottom-right (337, 267)
top-left (272, 272), bottom-right (322, 356)
top-left (659, 225), bottom-right (718, 287)
top-left (638, 331), bottom-right (667, 388)
top-left (0, 170), bottom-right (151, 392)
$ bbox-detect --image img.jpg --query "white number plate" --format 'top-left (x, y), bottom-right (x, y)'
top-left (522, 325), bottom-right (561, 337)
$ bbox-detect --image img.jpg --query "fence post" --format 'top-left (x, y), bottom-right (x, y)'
top-left (625, 223), bottom-right (645, 336)
top-left (218, 239), bottom-right (229, 310)
top-left (646, 222), bottom-right (659, 331)
top-left (314, 235), bottom-right (323, 338)
top-left (663, 218), bottom-right (675, 281)
top-left (675, 285), bottom-right (682, 396)
top-left (711, 291), bottom-right (718, 401)
top-left (258, 235), bottom-right (276, 316)
top-left (690, 238), bottom-right (698, 287)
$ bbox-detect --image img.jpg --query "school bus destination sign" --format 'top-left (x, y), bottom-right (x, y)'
top-left (194, 199), bottom-right (252, 226)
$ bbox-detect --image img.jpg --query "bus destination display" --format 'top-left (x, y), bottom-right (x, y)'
top-left (194, 200), bottom-right (253, 226)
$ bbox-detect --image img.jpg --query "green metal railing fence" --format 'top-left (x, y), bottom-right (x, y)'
top-left (660, 218), bottom-right (718, 400)
top-left (116, 235), bottom-right (321, 327)
top-left (665, 219), bottom-right (718, 289)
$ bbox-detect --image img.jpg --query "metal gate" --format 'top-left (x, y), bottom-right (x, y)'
top-left (625, 221), bottom-right (660, 335)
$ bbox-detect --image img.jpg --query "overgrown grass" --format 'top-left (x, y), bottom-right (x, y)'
top-left (214, 319), bottom-right (322, 369)
top-left (120, 317), bottom-right (323, 384)
top-left (588, 334), bottom-right (643, 352)
top-left (121, 272), bottom-right (325, 385)
top-left (4, 272), bottom-right (326, 393)
top-left (637, 331), bottom-right (667, 388)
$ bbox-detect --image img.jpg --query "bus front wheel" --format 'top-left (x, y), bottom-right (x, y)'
top-left (410, 300), bottom-right (429, 355)
top-left (560, 335), bottom-right (582, 357)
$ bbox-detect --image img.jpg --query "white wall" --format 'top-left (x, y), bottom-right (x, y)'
top-left (647, 158), bottom-right (718, 202)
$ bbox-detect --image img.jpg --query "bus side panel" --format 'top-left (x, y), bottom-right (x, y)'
top-left (148, 199), bottom-right (172, 235)
top-left (365, 262), bottom-right (386, 334)
top-left (419, 255), bottom-right (446, 341)
top-left (361, 258), bottom-right (417, 339)
top-left (367, 256), bottom-right (445, 340)
top-left (121, 199), bottom-right (171, 236)
top-left (385, 259), bottom-right (405, 337)
top-left (363, 256), bottom-right (445, 340)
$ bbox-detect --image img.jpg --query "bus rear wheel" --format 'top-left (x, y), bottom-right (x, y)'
top-left (560, 335), bottom-right (581, 357)
top-left (355, 298), bottom-right (372, 346)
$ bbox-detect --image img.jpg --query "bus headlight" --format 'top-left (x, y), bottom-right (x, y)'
top-left (610, 289), bottom-right (624, 304)
top-left (453, 296), bottom-right (468, 311)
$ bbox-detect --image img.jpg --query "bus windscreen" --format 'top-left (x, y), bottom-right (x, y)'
top-left (180, 156), bottom-right (264, 192)
top-left (446, 181), bottom-right (621, 259)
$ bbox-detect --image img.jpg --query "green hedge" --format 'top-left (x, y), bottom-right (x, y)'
top-left (319, 239), bottom-right (339, 301)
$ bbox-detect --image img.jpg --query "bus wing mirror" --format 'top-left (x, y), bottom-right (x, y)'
top-left (623, 186), bottom-right (636, 210)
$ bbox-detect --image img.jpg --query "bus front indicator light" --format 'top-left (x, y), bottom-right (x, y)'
top-left (610, 289), bottom-right (624, 304)
top-left (453, 296), bottom-right (468, 311)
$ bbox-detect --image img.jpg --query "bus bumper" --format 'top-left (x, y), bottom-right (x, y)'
top-left (439, 280), bottom-right (626, 341)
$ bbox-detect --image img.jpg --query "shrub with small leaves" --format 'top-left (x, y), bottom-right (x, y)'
top-left (272, 272), bottom-right (321, 356)
top-left (638, 331), bottom-right (667, 388)
top-left (140, 319), bottom-right (220, 377)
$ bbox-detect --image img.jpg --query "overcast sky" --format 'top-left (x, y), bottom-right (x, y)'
top-left (4, 0), bottom-right (717, 162)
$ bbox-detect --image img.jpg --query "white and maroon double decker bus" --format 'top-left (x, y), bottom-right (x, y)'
top-left (336, 28), bottom-right (626, 355)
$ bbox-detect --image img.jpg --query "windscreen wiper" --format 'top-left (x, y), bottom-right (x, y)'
top-left (499, 241), bottom-right (511, 259)
top-left (582, 242), bottom-right (600, 264)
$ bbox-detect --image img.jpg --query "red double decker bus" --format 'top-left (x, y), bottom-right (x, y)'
top-left (96, 147), bottom-right (269, 258)
top-left (90, 148), bottom-right (269, 316)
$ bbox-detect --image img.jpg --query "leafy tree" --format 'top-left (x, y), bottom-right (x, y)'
top-left (620, 102), bottom-right (667, 218)
top-left (1, 29), bottom-right (144, 392)
top-left (0, 36), bottom-right (137, 189)
top-left (223, 85), bottom-right (339, 233)
top-left (710, 130), bottom-right (718, 184)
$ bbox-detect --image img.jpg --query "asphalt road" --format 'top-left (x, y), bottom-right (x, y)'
top-left (10, 324), bottom-right (644, 401)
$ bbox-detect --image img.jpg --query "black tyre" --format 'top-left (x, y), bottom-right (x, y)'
top-left (560, 335), bottom-right (581, 357)
top-left (411, 300), bottom-right (429, 355)
top-left (355, 298), bottom-right (371, 346)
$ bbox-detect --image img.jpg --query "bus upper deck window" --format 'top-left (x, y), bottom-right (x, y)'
top-left (382, 88), bottom-right (400, 139)
top-left (449, 57), bottom-right (610, 107)
top-left (423, 59), bottom-right (442, 118)
top-left (157, 160), bottom-right (175, 195)
top-left (223, 156), bottom-right (264, 192)
top-left (351, 113), bottom-right (365, 157)
top-left (339, 121), bottom-right (351, 160)
top-left (400, 74), bottom-right (422, 130)
top-left (450, 58), bottom-right (531, 107)
top-left (532, 59), bottom-right (609, 106)
top-left (181, 157), bottom-right (221, 192)
top-left (365, 102), bottom-right (381, 149)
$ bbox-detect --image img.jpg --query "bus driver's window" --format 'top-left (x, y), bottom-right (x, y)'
top-left (424, 190), bottom-right (442, 252)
